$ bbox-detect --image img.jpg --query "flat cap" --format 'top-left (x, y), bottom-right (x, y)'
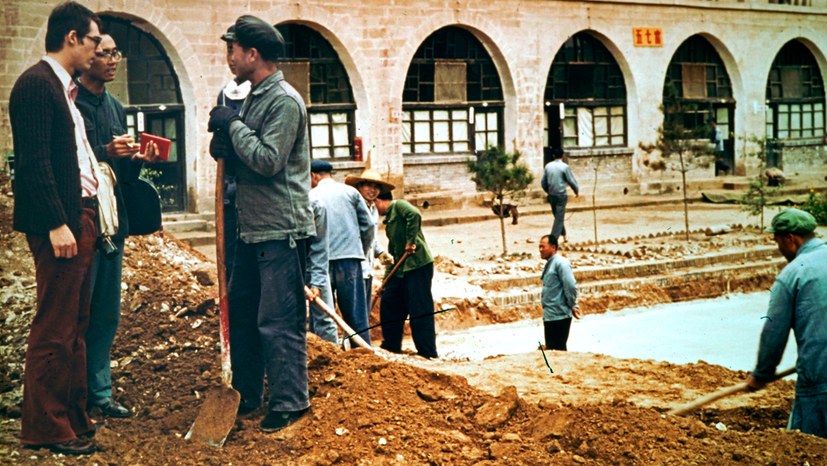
top-left (221, 25), bottom-right (235, 42)
top-left (766, 208), bottom-right (817, 235)
top-left (233, 15), bottom-right (284, 59)
top-left (310, 160), bottom-right (333, 173)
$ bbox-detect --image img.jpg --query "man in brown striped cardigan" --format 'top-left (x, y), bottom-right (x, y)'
top-left (9, 1), bottom-right (104, 456)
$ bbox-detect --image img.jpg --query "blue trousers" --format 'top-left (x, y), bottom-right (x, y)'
top-left (228, 238), bottom-right (309, 412)
top-left (379, 263), bottom-right (438, 358)
top-left (86, 236), bottom-right (125, 405)
top-left (330, 259), bottom-right (371, 345)
top-left (548, 194), bottom-right (568, 241)
top-left (308, 283), bottom-right (338, 344)
top-left (789, 392), bottom-right (827, 438)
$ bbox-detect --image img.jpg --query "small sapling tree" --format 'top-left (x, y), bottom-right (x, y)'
top-left (468, 145), bottom-right (534, 255)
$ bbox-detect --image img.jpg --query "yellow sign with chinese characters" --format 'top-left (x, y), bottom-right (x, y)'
top-left (633, 28), bottom-right (663, 47)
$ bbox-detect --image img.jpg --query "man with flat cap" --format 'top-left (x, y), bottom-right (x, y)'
top-left (208, 15), bottom-right (315, 432)
top-left (747, 208), bottom-right (826, 438)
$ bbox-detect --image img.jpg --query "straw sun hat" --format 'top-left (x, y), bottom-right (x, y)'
top-left (344, 169), bottom-right (395, 194)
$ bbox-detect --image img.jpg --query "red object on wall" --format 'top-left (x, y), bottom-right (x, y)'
top-left (353, 136), bottom-right (363, 162)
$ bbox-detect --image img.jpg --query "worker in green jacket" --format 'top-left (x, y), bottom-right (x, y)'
top-left (373, 191), bottom-right (438, 358)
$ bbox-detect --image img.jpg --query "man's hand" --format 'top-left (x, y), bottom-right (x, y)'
top-left (107, 134), bottom-right (140, 158)
top-left (49, 224), bottom-right (77, 259)
top-left (379, 251), bottom-right (394, 266)
top-left (132, 140), bottom-right (160, 163)
top-left (305, 286), bottom-right (320, 302)
top-left (404, 243), bottom-right (416, 255)
top-left (208, 106), bottom-right (240, 134)
top-left (572, 305), bottom-right (582, 319)
top-left (209, 132), bottom-right (235, 161)
top-left (746, 375), bottom-right (767, 392)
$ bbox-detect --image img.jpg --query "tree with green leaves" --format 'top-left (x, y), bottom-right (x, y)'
top-left (640, 88), bottom-right (715, 242)
top-left (468, 145), bottom-right (534, 255)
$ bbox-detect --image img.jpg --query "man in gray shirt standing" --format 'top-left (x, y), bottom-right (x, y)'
top-left (207, 15), bottom-right (315, 432)
top-left (541, 148), bottom-right (579, 243)
top-left (310, 160), bottom-right (375, 346)
top-left (538, 234), bottom-right (580, 350)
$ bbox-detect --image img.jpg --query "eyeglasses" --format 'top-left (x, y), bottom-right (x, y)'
top-left (84, 34), bottom-right (103, 46)
top-left (96, 49), bottom-right (123, 62)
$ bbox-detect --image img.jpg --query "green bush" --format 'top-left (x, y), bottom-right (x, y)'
top-left (799, 190), bottom-right (827, 226)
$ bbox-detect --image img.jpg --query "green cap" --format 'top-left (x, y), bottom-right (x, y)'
top-left (766, 208), bottom-right (817, 234)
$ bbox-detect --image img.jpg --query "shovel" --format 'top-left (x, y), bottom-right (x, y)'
top-left (305, 286), bottom-right (372, 351)
top-left (667, 367), bottom-right (795, 416)
top-left (185, 159), bottom-right (240, 447)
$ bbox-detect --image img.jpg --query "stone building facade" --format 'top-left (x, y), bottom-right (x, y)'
top-left (1, 0), bottom-right (826, 212)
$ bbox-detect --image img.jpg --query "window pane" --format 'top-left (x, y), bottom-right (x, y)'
top-left (433, 121), bottom-right (449, 141)
top-left (414, 122), bottom-right (431, 142)
top-left (577, 107), bottom-right (594, 147)
top-left (779, 104), bottom-right (788, 113)
top-left (486, 132), bottom-right (498, 147)
top-left (403, 111), bottom-right (412, 122)
top-left (310, 113), bottom-right (328, 124)
top-left (563, 118), bottom-right (577, 138)
top-left (433, 110), bottom-right (449, 120)
top-left (815, 109), bottom-right (824, 129)
top-left (414, 111), bottom-right (430, 121)
top-left (487, 112), bottom-right (497, 128)
top-left (402, 123), bottom-right (412, 144)
top-left (475, 132), bottom-right (487, 151)
top-left (433, 142), bottom-right (451, 152)
top-left (453, 121), bottom-right (468, 141)
top-left (452, 109), bottom-right (467, 121)
top-left (611, 135), bottom-right (624, 145)
top-left (311, 124), bottom-right (329, 146)
top-left (332, 112), bottom-right (348, 124)
top-left (595, 136), bottom-right (609, 146)
top-left (312, 147), bottom-right (329, 158)
top-left (563, 137), bottom-right (577, 148)
top-left (332, 124), bottom-right (349, 145)
top-left (168, 141), bottom-right (178, 162)
top-left (778, 129), bottom-right (789, 139)
top-left (791, 112), bottom-right (801, 130)
top-left (414, 143), bottom-right (430, 153)
top-left (333, 147), bottom-right (350, 158)
top-left (594, 106), bottom-right (608, 116)
top-left (611, 115), bottom-right (624, 136)
top-left (402, 143), bottom-right (411, 154)
top-left (779, 115), bottom-right (789, 131)
top-left (594, 116), bottom-right (608, 137)
top-left (454, 142), bottom-right (469, 152)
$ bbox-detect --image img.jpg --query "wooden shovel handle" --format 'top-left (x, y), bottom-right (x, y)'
top-left (215, 160), bottom-right (233, 386)
top-left (370, 251), bottom-right (412, 310)
top-left (667, 367), bottom-right (796, 416)
top-left (306, 286), bottom-right (372, 351)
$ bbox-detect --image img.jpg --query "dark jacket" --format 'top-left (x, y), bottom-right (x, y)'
top-left (75, 82), bottom-right (141, 239)
top-left (10, 61), bottom-right (84, 238)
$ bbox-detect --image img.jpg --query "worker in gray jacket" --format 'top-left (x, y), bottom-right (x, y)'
top-left (541, 148), bottom-right (579, 243)
top-left (207, 15), bottom-right (314, 433)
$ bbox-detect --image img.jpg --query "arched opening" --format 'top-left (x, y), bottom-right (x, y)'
top-left (100, 16), bottom-right (186, 211)
top-left (764, 40), bottom-right (825, 168)
top-left (401, 26), bottom-right (505, 155)
top-left (663, 35), bottom-right (736, 176)
top-left (275, 23), bottom-right (357, 160)
top-left (544, 31), bottom-right (628, 164)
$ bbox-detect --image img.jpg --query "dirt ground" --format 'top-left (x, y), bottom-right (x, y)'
top-left (1, 178), bottom-right (826, 464)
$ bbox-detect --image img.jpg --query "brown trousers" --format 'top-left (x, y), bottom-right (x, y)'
top-left (21, 208), bottom-right (97, 445)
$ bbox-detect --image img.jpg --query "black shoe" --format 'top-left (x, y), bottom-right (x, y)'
top-left (259, 408), bottom-right (308, 432)
top-left (91, 399), bottom-right (132, 418)
top-left (27, 438), bottom-right (98, 455)
top-left (238, 403), bottom-right (259, 415)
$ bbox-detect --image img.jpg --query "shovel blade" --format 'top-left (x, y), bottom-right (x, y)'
top-left (185, 385), bottom-right (241, 447)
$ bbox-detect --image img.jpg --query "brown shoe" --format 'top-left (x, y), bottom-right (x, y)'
top-left (27, 438), bottom-right (98, 455)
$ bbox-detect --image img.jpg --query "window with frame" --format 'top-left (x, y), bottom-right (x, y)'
top-left (545, 32), bottom-right (627, 150)
top-left (663, 35), bottom-right (734, 136)
top-left (765, 40), bottom-right (826, 141)
top-left (277, 24), bottom-right (356, 159)
top-left (402, 27), bottom-right (504, 155)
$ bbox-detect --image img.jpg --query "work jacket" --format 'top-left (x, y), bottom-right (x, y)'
top-left (383, 200), bottom-right (433, 278)
top-left (541, 253), bottom-right (578, 321)
top-left (228, 70), bottom-right (315, 243)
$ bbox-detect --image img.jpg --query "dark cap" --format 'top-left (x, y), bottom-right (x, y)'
top-left (233, 15), bottom-right (284, 60)
top-left (221, 25), bottom-right (235, 42)
top-left (766, 208), bottom-right (817, 235)
top-left (310, 160), bottom-right (333, 173)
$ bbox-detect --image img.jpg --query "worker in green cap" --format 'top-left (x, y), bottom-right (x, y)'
top-left (746, 208), bottom-right (826, 438)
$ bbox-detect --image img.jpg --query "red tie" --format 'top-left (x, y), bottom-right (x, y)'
top-left (68, 81), bottom-right (78, 102)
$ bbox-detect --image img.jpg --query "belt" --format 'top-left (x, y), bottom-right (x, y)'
top-left (82, 196), bottom-right (98, 210)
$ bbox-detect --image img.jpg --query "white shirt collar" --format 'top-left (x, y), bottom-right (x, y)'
top-left (42, 56), bottom-right (74, 94)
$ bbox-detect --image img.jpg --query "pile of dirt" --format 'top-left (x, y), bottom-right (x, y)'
top-left (1, 176), bottom-right (825, 464)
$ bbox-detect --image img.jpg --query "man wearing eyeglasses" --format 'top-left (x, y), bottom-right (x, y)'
top-left (9, 1), bottom-right (103, 455)
top-left (75, 33), bottom-right (158, 421)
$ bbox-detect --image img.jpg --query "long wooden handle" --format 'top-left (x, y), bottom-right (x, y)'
top-left (306, 286), bottom-right (372, 351)
top-left (215, 160), bottom-right (233, 386)
top-left (668, 367), bottom-right (796, 416)
top-left (370, 251), bottom-right (412, 310)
